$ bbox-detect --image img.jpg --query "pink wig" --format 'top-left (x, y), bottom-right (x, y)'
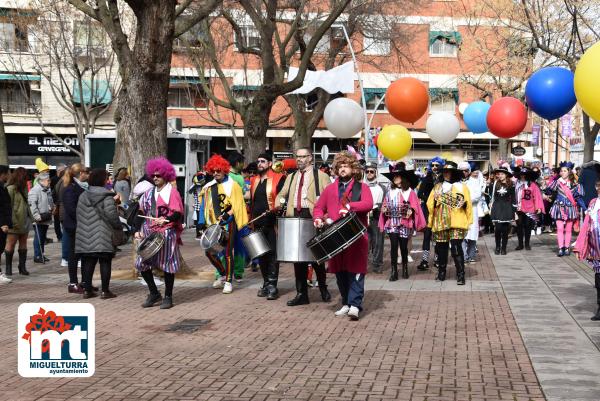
top-left (146, 157), bottom-right (177, 182)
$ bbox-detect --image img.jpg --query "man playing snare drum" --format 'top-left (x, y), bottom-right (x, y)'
top-left (198, 154), bottom-right (248, 294)
top-left (313, 151), bottom-right (373, 321)
top-left (249, 152), bottom-right (285, 300)
top-left (277, 147), bottom-right (332, 306)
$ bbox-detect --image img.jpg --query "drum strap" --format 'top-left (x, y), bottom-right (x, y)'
top-left (210, 184), bottom-right (222, 219)
top-left (150, 188), bottom-right (157, 217)
top-left (351, 180), bottom-right (362, 202)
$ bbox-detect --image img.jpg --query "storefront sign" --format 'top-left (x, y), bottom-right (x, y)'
top-left (511, 146), bottom-right (526, 156)
top-left (7, 135), bottom-right (80, 155)
top-left (531, 124), bottom-right (540, 146)
top-left (466, 151), bottom-right (490, 160)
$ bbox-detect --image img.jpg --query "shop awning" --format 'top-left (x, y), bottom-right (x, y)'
top-left (0, 73), bottom-right (41, 81)
top-left (362, 87), bottom-right (386, 103)
top-left (428, 31), bottom-right (462, 46)
top-left (72, 79), bottom-right (112, 106)
top-left (231, 85), bottom-right (260, 91)
top-left (429, 87), bottom-right (459, 104)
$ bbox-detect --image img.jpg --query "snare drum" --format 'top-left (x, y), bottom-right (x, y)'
top-left (306, 212), bottom-right (366, 264)
top-left (137, 231), bottom-right (165, 262)
top-left (199, 224), bottom-right (229, 254)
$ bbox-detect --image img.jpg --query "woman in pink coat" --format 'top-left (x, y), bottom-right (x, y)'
top-left (379, 168), bottom-right (426, 281)
top-left (313, 151), bottom-right (373, 321)
top-left (515, 168), bottom-right (545, 251)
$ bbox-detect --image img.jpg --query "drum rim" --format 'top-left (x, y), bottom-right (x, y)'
top-left (306, 212), bottom-right (362, 245)
top-left (314, 227), bottom-right (366, 263)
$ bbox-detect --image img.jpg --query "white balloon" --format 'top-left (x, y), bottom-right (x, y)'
top-left (426, 112), bottom-right (460, 144)
top-left (458, 102), bottom-right (469, 115)
top-left (323, 98), bottom-right (364, 138)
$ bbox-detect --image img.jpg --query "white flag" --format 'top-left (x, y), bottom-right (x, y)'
top-left (287, 61), bottom-right (355, 94)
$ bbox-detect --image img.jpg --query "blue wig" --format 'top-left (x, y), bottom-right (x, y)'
top-left (428, 157), bottom-right (446, 171)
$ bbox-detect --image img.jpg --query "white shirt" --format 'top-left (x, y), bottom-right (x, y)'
top-left (154, 183), bottom-right (172, 204)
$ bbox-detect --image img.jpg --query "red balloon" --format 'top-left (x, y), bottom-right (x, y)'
top-left (385, 78), bottom-right (429, 123)
top-left (486, 97), bottom-right (528, 138)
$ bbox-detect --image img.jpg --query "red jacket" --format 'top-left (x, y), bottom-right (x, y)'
top-left (250, 170), bottom-right (284, 211)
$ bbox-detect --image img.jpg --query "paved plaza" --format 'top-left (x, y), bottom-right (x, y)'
top-left (1, 229), bottom-right (599, 401)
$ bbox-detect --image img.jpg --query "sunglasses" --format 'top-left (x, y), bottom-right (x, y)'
top-left (151, 174), bottom-right (162, 178)
top-left (366, 170), bottom-right (376, 174)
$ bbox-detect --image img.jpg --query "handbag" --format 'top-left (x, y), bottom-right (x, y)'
top-left (93, 200), bottom-right (128, 247)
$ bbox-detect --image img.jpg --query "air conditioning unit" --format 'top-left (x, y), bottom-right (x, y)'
top-left (173, 164), bottom-right (185, 177)
top-left (167, 117), bottom-right (183, 133)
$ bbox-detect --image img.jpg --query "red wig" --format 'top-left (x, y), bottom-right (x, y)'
top-left (204, 154), bottom-right (231, 174)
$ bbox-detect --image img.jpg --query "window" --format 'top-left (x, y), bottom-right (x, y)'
top-left (167, 84), bottom-right (208, 109)
top-left (303, 25), bottom-right (347, 54)
top-left (363, 29), bottom-right (391, 56)
top-left (428, 31), bottom-right (461, 57)
top-left (232, 85), bottom-right (259, 102)
top-left (429, 89), bottom-right (457, 113)
top-left (234, 25), bottom-right (261, 50)
top-left (0, 80), bottom-right (40, 114)
top-left (303, 91), bottom-right (343, 111)
top-left (0, 22), bottom-right (29, 52)
top-left (73, 21), bottom-right (106, 58)
top-left (362, 89), bottom-right (387, 111)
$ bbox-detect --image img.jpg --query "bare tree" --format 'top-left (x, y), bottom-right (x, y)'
top-left (183, 0), bottom-right (353, 162)
top-left (66, 0), bottom-right (221, 180)
top-left (519, 0), bottom-right (600, 162)
top-left (0, 1), bottom-right (119, 161)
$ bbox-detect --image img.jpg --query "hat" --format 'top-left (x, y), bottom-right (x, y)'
top-left (457, 161), bottom-right (471, 171)
top-left (35, 158), bottom-right (49, 172)
top-left (518, 167), bottom-right (540, 181)
top-left (382, 165), bottom-right (419, 188)
top-left (442, 161), bottom-right (458, 171)
top-left (38, 172), bottom-right (50, 181)
top-left (257, 151), bottom-right (273, 161)
top-left (364, 162), bottom-right (377, 170)
top-left (493, 167), bottom-right (513, 178)
top-left (559, 161), bottom-right (575, 170)
top-left (382, 163), bottom-right (404, 181)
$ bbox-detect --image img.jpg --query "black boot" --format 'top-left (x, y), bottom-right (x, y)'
top-left (319, 285), bottom-right (331, 302)
top-left (257, 265), bottom-right (268, 297)
top-left (591, 306), bottom-right (600, 321)
top-left (454, 256), bottom-right (465, 285)
top-left (494, 247), bottom-right (501, 255)
top-left (287, 278), bottom-right (309, 306)
top-left (401, 263), bottom-right (409, 279)
top-left (515, 243), bottom-right (524, 251)
top-left (18, 249), bottom-right (29, 275)
top-left (500, 247), bottom-right (507, 255)
top-left (266, 263), bottom-right (279, 300)
top-left (417, 260), bottom-right (429, 271)
top-left (389, 264), bottom-right (398, 281)
top-left (436, 265), bottom-right (446, 281)
top-left (4, 251), bottom-right (13, 276)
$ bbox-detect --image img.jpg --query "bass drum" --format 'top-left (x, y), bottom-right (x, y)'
top-left (306, 212), bottom-right (366, 264)
top-left (276, 217), bottom-right (316, 262)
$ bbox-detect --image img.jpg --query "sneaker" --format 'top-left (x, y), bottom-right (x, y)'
top-left (212, 279), bottom-right (224, 289)
top-left (222, 282), bottom-right (233, 294)
top-left (61, 259), bottom-right (68, 267)
top-left (335, 305), bottom-right (350, 316)
top-left (531, 230), bottom-right (536, 237)
top-left (348, 306), bottom-right (360, 321)
top-left (33, 257), bottom-right (44, 264)
top-left (536, 227), bottom-right (542, 235)
top-left (407, 255), bottom-right (413, 263)
top-left (43, 256), bottom-right (50, 262)
top-left (0, 273), bottom-right (12, 284)
top-left (234, 276), bottom-right (243, 283)
top-left (77, 259), bottom-right (81, 268)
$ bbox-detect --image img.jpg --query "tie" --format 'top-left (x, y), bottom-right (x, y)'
top-left (296, 171), bottom-right (305, 213)
top-left (338, 181), bottom-right (347, 201)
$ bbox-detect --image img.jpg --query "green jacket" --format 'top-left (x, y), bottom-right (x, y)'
top-left (7, 185), bottom-right (32, 234)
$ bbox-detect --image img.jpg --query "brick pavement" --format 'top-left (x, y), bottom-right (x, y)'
top-left (0, 229), bottom-right (545, 401)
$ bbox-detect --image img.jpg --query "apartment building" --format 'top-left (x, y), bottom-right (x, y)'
top-left (1, 0), bottom-right (534, 170)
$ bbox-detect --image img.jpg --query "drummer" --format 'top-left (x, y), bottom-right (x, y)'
top-left (199, 154), bottom-right (248, 294)
top-left (249, 151), bottom-right (285, 300)
top-left (135, 157), bottom-right (184, 310)
top-left (313, 151), bottom-right (373, 321)
top-left (277, 147), bottom-right (332, 306)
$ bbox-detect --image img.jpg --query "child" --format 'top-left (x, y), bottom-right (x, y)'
top-left (574, 179), bottom-right (600, 321)
top-left (379, 167), bottom-right (426, 281)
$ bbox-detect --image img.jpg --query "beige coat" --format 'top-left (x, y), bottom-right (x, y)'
top-left (277, 168), bottom-right (331, 217)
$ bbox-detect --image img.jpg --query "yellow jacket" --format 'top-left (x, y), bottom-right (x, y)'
top-left (200, 178), bottom-right (248, 229)
top-left (426, 182), bottom-right (472, 231)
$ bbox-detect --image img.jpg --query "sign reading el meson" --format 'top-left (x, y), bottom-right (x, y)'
top-left (7, 135), bottom-right (80, 155)
top-left (511, 146), bottom-right (526, 156)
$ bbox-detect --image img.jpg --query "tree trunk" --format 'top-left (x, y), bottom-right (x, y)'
top-left (498, 138), bottom-right (508, 162)
top-left (287, 96), bottom-right (311, 150)
top-left (582, 113), bottom-right (600, 163)
top-left (113, 2), bottom-right (175, 182)
top-left (242, 97), bottom-right (274, 162)
top-left (0, 106), bottom-right (7, 165)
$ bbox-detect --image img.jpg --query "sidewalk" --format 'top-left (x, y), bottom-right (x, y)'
top-left (0, 228), bottom-right (597, 400)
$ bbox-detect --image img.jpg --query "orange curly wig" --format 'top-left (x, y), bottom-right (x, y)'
top-left (332, 151), bottom-right (362, 181)
top-left (204, 154), bottom-right (231, 174)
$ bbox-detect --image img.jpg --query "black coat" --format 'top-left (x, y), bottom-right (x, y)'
top-left (0, 182), bottom-right (12, 228)
top-left (489, 182), bottom-right (516, 222)
top-left (418, 173), bottom-right (436, 202)
top-left (62, 182), bottom-right (85, 232)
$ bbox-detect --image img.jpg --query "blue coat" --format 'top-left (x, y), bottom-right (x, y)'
top-left (62, 182), bottom-right (85, 232)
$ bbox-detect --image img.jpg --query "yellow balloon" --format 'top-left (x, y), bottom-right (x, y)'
top-left (575, 42), bottom-right (600, 123)
top-left (377, 125), bottom-right (412, 160)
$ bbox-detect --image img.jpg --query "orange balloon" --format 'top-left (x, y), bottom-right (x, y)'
top-left (385, 78), bottom-right (429, 123)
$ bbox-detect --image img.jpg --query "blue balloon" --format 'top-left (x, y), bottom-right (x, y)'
top-left (525, 67), bottom-right (576, 120)
top-left (463, 101), bottom-right (491, 134)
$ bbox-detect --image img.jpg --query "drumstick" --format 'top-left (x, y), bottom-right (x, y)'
top-left (139, 215), bottom-right (162, 221)
top-left (244, 210), bottom-right (272, 228)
